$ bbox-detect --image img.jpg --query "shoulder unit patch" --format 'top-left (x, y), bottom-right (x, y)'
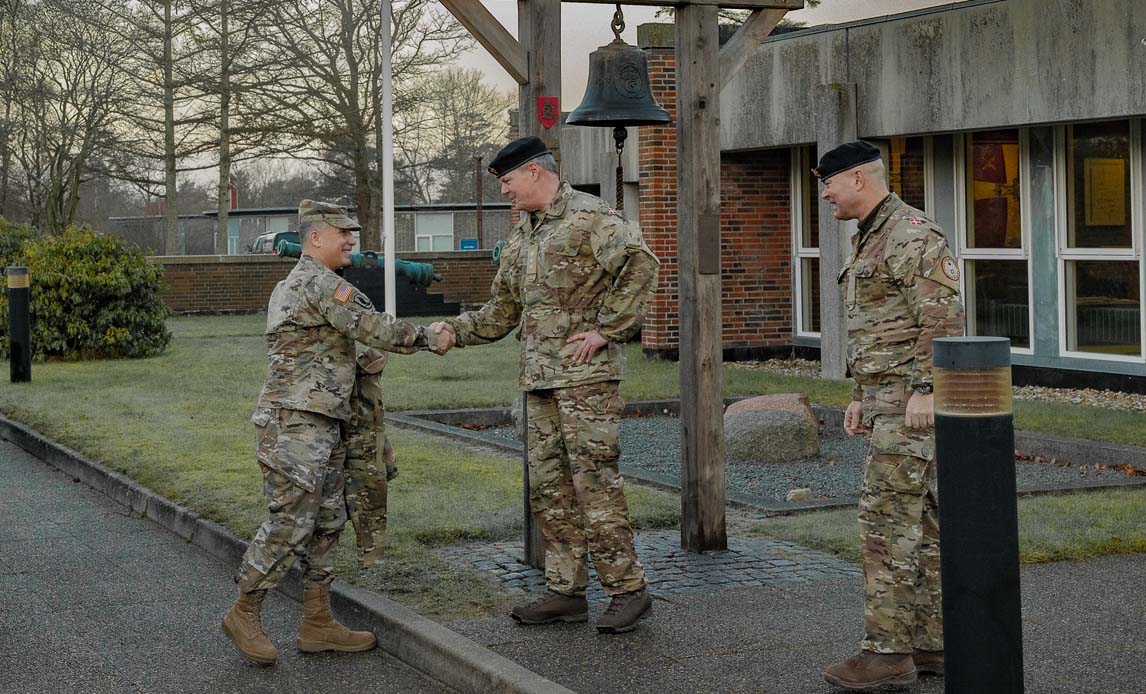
top-left (941, 256), bottom-right (960, 281)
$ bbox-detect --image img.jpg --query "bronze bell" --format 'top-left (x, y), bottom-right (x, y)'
top-left (567, 5), bottom-right (669, 212)
top-left (566, 37), bottom-right (670, 128)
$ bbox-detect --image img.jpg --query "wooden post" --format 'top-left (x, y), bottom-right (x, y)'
top-left (515, 0), bottom-right (561, 569)
top-left (814, 83), bottom-right (857, 381)
top-left (676, 3), bottom-right (727, 553)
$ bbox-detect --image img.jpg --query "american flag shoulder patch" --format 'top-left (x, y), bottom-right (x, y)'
top-left (333, 282), bottom-right (353, 304)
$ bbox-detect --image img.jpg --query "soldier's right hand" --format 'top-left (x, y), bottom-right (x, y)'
top-left (844, 400), bottom-right (868, 436)
top-left (428, 322), bottom-right (456, 355)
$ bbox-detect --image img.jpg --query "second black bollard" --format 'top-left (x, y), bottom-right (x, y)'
top-left (7, 265), bottom-right (31, 383)
top-left (933, 336), bottom-right (1024, 694)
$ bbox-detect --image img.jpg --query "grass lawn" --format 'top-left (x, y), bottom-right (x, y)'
top-left (1, 314), bottom-right (1144, 618)
top-left (746, 486), bottom-right (1146, 565)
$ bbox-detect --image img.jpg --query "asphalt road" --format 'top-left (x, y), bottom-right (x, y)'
top-left (0, 438), bottom-right (452, 694)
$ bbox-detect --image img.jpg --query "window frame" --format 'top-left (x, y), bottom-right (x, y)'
top-left (954, 129), bottom-right (1035, 355)
top-left (414, 212), bottom-right (455, 253)
top-left (1055, 119), bottom-right (1146, 362)
top-left (791, 145), bottom-right (821, 338)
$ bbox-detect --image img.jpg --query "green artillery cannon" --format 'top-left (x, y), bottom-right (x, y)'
top-left (276, 240), bottom-right (442, 287)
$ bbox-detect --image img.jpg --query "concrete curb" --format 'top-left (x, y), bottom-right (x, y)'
top-left (0, 413), bottom-right (576, 694)
top-left (388, 400), bottom-right (1146, 514)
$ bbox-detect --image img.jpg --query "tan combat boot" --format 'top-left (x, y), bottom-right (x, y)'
top-left (822, 651), bottom-right (917, 690)
top-left (297, 582), bottom-right (377, 653)
top-left (222, 588), bottom-right (278, 665)
top-left (913, 649), bottom-right (944, 676)
top-left (510, 591), bottom-right (589, 625)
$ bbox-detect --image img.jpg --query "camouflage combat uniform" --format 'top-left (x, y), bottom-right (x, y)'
top-left (445, 182), bottom-right (660, 597)
top-left (237, 254), bottom-right (429, 591)
top-left (837, 193), bottom-right (965, 654)
top-left (344, 348), bottom-right (398, 568)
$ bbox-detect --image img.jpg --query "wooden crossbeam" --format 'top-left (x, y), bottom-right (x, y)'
top-left (718, 8), bottom-right (787, 90)
top-left (561, 0), bottom-right (802, 9)
top-left (440, 0), bottom-right (528, 85)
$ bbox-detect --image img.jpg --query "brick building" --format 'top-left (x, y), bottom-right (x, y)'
top-left (560, 1), bottom-right (1146, 391)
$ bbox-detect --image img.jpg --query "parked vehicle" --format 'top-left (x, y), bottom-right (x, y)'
top-left (247, 229), bottom-right (359, 254)
top-left (248, 231), bottom-right (298, 254)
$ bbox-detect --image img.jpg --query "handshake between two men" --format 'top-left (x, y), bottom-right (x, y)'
top-left (424, 321), bottom-right (609, 364)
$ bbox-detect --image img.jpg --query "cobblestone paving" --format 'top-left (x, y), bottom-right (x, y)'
top-left (436, 530), bottom-right (860, 602)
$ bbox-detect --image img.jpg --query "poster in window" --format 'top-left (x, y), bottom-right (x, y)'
top-left (1083, 157), bottom-right (1126, 227)
top-left (970, 141), bottom-right (1022, 248)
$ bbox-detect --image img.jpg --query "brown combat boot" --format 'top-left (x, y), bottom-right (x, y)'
top-left (913, 649), bottom-right (944, 676)
top-left (297, 582), bottom-right (377, 653)
top-left (822, 651), bottom-right (917, 690)
top-left (510, 591), bottom-right (589, 625)
top-left (596, 588), bottom-right (653, 634)
top-left (222, 588), bottom-right (278, 665)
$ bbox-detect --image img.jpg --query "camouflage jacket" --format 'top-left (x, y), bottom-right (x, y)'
top-left (445, 182), bottom-right (660, 390)
top-left (838, 194), bottom-right (965, 400)
top-left (254, 254), bottom-right (429, 421)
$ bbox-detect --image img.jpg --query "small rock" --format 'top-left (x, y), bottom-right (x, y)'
top-left (786, 488), bottom-right (813, 503)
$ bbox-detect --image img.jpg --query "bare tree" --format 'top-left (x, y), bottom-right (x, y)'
top-left (246, 0), bottom-right (472, 250)
top-left (87, 0), bottom-right (216, 253)
top-left (179, 0), bottom-right (287, 253)
top-left (397, 66), bottom-right (511, 204)
top-left (0, 0), bottom-right (27, 219)
top-left (6, 0), bottom-right (135, 232)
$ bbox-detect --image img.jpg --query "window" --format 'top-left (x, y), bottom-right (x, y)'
top-left (226, 218), bottom-right (240, 255)
top-left (886, 136), bottom-right (928, 211)
top-left (415, 212), bottom-right (454, 252)
top-left (793, 146), bottom-right (820, 336)
top-left (959, 129), bottom-right (1031, 349)
top-left (1059, 120), bottom-right (1143, 358)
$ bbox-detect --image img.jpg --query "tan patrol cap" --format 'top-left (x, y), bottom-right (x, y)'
top-left (298, 199), bottom-right (361, 230)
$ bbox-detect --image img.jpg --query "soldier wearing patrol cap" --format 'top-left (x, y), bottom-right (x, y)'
top-left (815, 142), bottom-right (966, 690)
top-left (429, 136), bottom-right (661, 633)
top-left (222, 199), bottom-right (446, 665)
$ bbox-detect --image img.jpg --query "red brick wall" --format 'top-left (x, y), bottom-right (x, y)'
top-left (638, 47), bottom-right (794, 353)
top-left (156, 252), bottom-right (497, 314)
top-left (720, 151), bottom-right (793, 348)
top-left (638, 46), bottom-right (680, 350)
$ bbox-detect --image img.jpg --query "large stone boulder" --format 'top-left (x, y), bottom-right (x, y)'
top-left (724, 393), bottom-right (820, 464)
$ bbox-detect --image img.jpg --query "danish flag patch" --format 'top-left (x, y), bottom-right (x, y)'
top-left (909, 218), bottom-right (924, 225)
top-left (333, 282), bottom-right (353, 303)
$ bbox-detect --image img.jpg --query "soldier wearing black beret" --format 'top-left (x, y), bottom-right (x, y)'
top-left (429, 136), bottom-right (661, 633)
top-left (818, 141), bottom-right (966, 690)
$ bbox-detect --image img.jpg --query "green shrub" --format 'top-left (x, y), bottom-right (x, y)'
top-left (0, 217), bottom-right (39, 267)
top-left (1, 226), bottom-right (171, 360)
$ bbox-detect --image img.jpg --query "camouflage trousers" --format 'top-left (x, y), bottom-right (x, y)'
top-left (344, 369), bottom-right (394, 568)
top-left (526, 381), bottom-right (645, 597)
top-left (859, 411), bottom-right (943, 654)
top-left (237, 408), bottom-right (348, 591)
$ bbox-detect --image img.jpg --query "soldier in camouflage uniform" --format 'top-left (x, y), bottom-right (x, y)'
top-left (223, 200), bottom-right (441, 665)
top-left (815, 142), bottom-right (965, 691)
top-left (344, 347), bottom-right (398, 568)
top-left (431, 137), bottom-right (660, 634)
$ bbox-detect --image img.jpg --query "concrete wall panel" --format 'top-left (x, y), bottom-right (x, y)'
top-left (720, 0), bottom-right (1146, 150)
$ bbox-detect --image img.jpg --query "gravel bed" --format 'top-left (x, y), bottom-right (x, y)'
top-left (469, 416), bottom-right (1133, 502)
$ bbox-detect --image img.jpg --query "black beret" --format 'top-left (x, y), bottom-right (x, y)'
top-left (812, 140), bottom-right (882, 181)
top-left (488, 137), bottom-right (550, 177)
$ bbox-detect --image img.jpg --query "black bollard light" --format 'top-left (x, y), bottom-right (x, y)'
top-left (7, 266), bottom-right (31, 383)
top-left (933, 336), bottom-right (1024, 694)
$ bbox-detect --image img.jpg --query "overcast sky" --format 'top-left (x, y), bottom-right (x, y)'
top-left (455, 0), bottom-right (972, 103)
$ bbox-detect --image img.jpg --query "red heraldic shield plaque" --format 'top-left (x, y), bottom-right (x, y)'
top-left (538, 96), bottom-right (559, 130)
